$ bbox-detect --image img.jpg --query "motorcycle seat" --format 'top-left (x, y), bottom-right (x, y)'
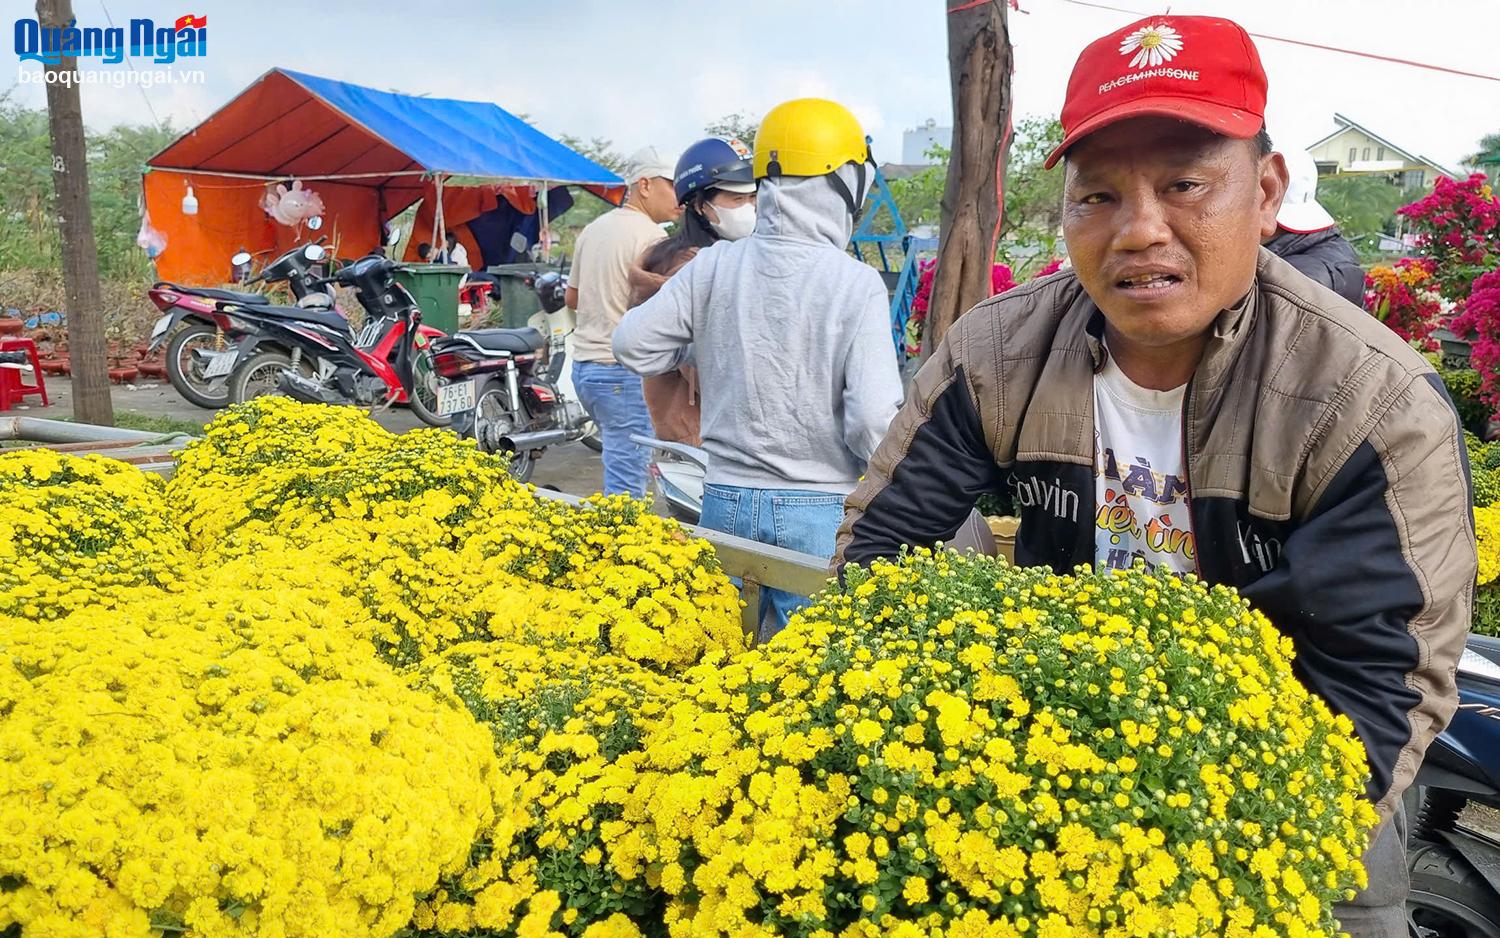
top-left (253, 304), bottom-right (350, 332)
top-left (161, 283), bottom-right (269, 306)
top-left (458, 327), bottom-right (546, 354)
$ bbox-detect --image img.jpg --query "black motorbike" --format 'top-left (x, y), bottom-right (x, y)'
top-left (1405, 633), bottom-right (1500, 936)
top-left (431, 271), bottom-right (593, 481)
top-left (222, 253), bottom-right (449, 426)
top-left (146, 241), bottom-right (335, 409)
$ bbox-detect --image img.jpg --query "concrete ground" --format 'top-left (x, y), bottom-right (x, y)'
top-left (20, 376), bottom-right (610, 497)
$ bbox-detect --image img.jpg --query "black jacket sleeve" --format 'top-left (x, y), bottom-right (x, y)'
top-left (833, 319), bottom-right (1004, 570)
top-left (1240, 374), bottom-right (1473, 818)
top-left (1267, 229), bottom-right (1367, 306)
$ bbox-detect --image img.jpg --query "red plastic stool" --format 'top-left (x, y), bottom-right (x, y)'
top-left (0, 338), bottom-right (49, 410)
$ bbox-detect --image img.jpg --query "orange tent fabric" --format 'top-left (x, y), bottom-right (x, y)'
top-left (146, 70), bottom-right (423, 283)
top-left (145, 171), bottom-right (389, 284)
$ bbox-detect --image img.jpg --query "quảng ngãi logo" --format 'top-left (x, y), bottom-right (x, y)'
top-left (14, 13), bottom-right (207, 66)
top-left (1118, 23), bottom-right (1183, 69)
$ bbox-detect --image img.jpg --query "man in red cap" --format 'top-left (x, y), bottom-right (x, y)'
top-left (836, 15), bottom-right (1473, 934)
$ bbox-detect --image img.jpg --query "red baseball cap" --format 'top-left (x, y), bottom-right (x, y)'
top-left (1045, 15), bottom-right (1267, 169)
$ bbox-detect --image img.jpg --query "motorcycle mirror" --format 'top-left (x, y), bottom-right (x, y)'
top-left (306, 215), bottom-right (324, 231)
top-left (230, 251), bottom-right (252, 267)
top-left (386, 226), bottom-right (402, 246)
top-left (304, 244), bottom-right (327, 262)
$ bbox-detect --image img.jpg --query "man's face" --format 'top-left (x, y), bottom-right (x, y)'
top-left (635, 177), bottom-right (680, 224)
top-left (1062, 117), bottom-right (1286, 350)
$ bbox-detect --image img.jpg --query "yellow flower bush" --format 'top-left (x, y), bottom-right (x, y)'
top-left (0, 586), bottom-right (500, 938)
top-left (456, 495), bottom-right (744, 671)
top-left (1473, 505), bottom-right (1500, 637)
top-left (409, 641), bottom-right (680, 936)
top-left (165, 398), bottom-right (743, 670)
top-left (1469, 433), bottom-right (1500, 636)
top-left (0, 450), bottom-right (184, 620)
top-left (619, 551), bottom-right (1377, 938)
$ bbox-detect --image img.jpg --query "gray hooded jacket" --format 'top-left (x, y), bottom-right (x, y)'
top-left (612, 166), bottom-right (903, 493)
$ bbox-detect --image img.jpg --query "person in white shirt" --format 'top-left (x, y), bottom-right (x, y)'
top-left (564, 146), bottom-right (680, 496)
top-left (448, 235), bottom-right (469, 269)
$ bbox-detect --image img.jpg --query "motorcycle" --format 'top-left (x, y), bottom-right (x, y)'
top-left (146, 240), bottom-right (338, 409)
top-left (432, 270), bottom-right (595, 481)
top-left (631, 434), bottom-right (709, 524)
top-left (1405, 633), bottom-right (1500, 936)
top-left (226, 252), bottom-right (451, 426)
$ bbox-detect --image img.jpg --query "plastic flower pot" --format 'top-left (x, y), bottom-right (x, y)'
top-left (0, 320), bottom-right (21, 336)
top-left (1433, 327), bottom-right (1473, 369)
top-left (108, 367), bottom-right (138, 384)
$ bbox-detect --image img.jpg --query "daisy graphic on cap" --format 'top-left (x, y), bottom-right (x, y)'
top-left (1119, 23), bottom-right (1184, 69)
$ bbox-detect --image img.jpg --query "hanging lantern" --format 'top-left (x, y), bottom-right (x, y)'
top-left (181, 185), bottom-right (199, 216)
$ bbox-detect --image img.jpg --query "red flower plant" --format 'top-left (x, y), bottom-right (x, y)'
top-left (1397, 174), bottom-right (1500, 302)
top-left (1453, 269), bottom-right (1500, 410)
top-left (907, 259), bottom-right (1064, 356)
top-left (1364, 257), bottom-right (1442, 352)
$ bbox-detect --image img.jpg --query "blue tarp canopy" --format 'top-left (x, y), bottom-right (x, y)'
top-left (148, 67), bottom-right (623, 190)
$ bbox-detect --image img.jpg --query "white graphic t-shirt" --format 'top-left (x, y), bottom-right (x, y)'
top-left (1093, 353), bottom-right (1197, 573)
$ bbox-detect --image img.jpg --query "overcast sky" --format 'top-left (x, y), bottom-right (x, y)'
top-left (7, 0), bottom-right (1496, 173)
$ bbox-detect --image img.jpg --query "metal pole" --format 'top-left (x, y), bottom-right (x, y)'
top-left (434, 174), bottom-right (446, 257)
top-left (531, 487), bottom-right (831, 639)
top-left (0, 417), bottom-right (165, 443)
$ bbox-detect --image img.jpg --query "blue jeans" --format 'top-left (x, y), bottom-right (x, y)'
top-left (700, 483), bottom-right (846, 642)
top-left (573, 361), bottom-right (654, 498)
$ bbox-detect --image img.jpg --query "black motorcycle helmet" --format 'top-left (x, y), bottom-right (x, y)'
top-left (534, 271), bottom-right (567, 314)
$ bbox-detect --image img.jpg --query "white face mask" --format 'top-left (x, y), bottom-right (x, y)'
top-left (707, 200), bottom-right (756, 241)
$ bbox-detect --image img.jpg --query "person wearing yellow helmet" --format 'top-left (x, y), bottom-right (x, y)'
top-left (614, 98), bottom-right (903, 640)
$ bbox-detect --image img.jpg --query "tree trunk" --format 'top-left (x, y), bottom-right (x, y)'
top-left (38, 0), bottom-right (114, 425)
top-left (922, 0), bottom-right (1012, 360)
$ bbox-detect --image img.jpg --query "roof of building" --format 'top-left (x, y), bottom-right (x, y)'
top-left (1306, 113), bottom-right (1458, 179)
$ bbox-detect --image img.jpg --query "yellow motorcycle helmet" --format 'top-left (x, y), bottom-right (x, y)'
top-left (753, 98), bottom-right (875, 221)
top-left (753, 98), bottom-right (871, 179)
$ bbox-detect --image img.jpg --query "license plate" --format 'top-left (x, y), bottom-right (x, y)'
top-left (150, 315), bottom-right (172, 340)
top-left (201, 351), bottom-right (237, 379)
top-left (437, 379), bottom-right (476, 417)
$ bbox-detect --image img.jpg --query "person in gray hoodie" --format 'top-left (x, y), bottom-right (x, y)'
top-left (613, 98), bottom-right (903, 639)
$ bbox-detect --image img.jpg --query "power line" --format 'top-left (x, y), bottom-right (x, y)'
top-left (1056, 0), bottom-right (1500, 83)
top-left (97, 0), bottom-right (164, 127)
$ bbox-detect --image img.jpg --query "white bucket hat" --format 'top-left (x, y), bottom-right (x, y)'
top-left (1277, 147), bottom-right (1336, 234)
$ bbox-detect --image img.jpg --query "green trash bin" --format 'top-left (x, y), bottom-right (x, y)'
top-left (486, 263), bottom-right (561, 329)
top-left (392, 263), bottom-right (466, 335)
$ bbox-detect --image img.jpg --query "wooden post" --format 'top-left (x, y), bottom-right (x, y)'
top-left (37, 0), bottom-right (114, 425)
top-left (922, 0), bottom-right (1013, 360)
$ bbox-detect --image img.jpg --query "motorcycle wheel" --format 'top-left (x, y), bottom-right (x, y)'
top-left (166, 322), bottom-right (231, 410)
top-left (580, 420), bottom-right (603, 453)
top-left (469, 379), bottom-right (534, 483)
top-left (406, 338), bottom-right (452, 428)
top-left (1408, 841), bottom-right (1500, 937)
top-left (228, 351), bottom-right (311, 405)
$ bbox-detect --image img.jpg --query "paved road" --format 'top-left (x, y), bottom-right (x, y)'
top-left (22, 376), bottom-right (610, 497)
